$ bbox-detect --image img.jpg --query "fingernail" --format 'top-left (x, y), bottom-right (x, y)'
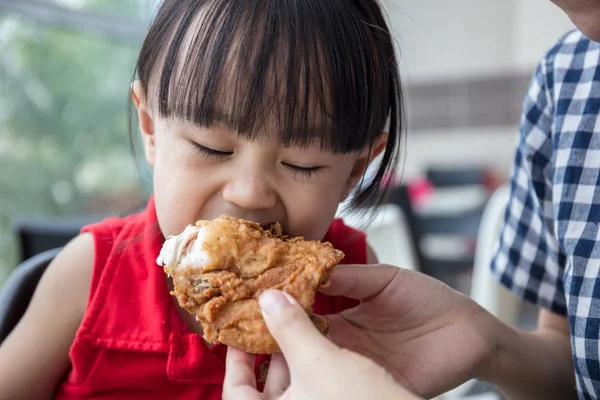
top-left (259, 290), bottom-right (290, 315)
top-left (282, 291), bottom-right (299, 305)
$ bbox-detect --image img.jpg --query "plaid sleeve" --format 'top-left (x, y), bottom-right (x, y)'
top-left (494, 31), bottom-right (600, 398)
top-left (491, 58), bottom-right (567, 316)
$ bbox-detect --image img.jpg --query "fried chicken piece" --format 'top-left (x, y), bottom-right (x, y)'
top-left (156, 216), bottom-right (344, 354)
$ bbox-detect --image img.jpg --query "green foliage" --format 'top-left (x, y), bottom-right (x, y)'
top-left (0, 4), bottom-right (148, 284)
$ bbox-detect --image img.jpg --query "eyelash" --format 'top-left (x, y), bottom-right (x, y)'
top-left (194, 143), bottom-right (233, 157)
top-left (283, 163), bottom-right (322, 179)
top-left (193, 143), bottom-right (322, 178)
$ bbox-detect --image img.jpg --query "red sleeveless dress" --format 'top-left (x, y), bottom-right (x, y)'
top-left (54, 197), bottom-right (365, 399)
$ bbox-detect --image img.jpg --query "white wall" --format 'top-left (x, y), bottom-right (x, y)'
top-left (401, 127), bottom-right (517, 181)
top-left (383, 0), bottom-right (513, 83)
top-left (513, 0), bottom-right (575, 71)
top-left (382, 0), bottom-right (574, 83)
top-left (380, 0), bottom-right (575, 179)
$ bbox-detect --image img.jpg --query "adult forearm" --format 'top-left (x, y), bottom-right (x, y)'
top-left (480, 321), bottom-right (575, 399)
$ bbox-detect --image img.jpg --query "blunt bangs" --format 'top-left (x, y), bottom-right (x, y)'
top-left (132, 0), bottom-right (404, 207)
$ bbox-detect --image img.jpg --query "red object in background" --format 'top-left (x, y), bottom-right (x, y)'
top-left (406, 177), bottom-right (435, 206)
top-left (482, 169), bottom-right (505, 192)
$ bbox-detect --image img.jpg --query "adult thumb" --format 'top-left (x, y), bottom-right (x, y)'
top-left (259, 290), bottom-right (337, 367)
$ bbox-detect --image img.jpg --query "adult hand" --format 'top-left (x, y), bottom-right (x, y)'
top-left (223, 289), bottom-right (419, 400)
top-left (321, 264), bottom-right (497, 398)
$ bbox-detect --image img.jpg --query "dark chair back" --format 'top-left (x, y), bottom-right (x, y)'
top-left (13, 217), bottom-right (95, 262)
top-left (0, 248), bottom-right (60, 344)
top-left (426, 166), bottom-right (485, 187)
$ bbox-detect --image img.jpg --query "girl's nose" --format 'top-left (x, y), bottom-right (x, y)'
top-left (221, 168), bottom-right (277, 211)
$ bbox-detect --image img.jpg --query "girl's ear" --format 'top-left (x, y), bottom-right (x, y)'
top-left (132, 80), bottom-right (156, 167)
top-left (342, 132), bottom-right (388, 201)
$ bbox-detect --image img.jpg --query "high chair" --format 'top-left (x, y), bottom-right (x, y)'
top-left (0, 248), bottom-right (60, 344)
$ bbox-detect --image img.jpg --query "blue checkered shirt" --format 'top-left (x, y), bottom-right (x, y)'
top-left (492, 30), bottom-right (600, 399)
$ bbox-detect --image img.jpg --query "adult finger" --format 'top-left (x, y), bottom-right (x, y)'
top-left (223, 347), bottom-right (260, 400)
top-left (259, 290), bottom-right (337, 369)
top-left (263, 354), bottom-right (290, 398)
top-left (319, 264), bottom-right (401, 301)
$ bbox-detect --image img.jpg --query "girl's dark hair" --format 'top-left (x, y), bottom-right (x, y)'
top-left (130, 0), bottom-right (404, 209)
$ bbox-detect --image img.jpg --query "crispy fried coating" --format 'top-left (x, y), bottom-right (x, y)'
top-left (158, 216), bottom-right (344, 354)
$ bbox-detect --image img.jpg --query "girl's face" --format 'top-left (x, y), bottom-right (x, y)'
top-left (134, 84), bottom-right (385, 240)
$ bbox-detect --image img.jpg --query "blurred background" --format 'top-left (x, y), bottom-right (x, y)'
top-left (0, 0), bottom-right (574, 288)
top-left (0, 0), bottom-right (157, 285)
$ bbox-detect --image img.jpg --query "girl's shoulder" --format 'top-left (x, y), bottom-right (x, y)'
top-left (50, 233), bottom-right (96, 315)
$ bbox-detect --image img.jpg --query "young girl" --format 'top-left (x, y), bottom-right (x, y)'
top-left (0, 0), bottom-right (403, 398)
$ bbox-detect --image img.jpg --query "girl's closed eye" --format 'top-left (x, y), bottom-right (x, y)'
top-left (282, 162), bottom-right (323, 179)
top-left (193, 143), bottom-right (233, 158)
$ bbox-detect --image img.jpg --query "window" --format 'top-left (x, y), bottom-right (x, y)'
top-left (0, 1), bottom-right (151, 283)
top-left (44, 0), bottom-right (156, 23)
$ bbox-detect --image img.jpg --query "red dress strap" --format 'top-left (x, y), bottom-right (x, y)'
top-left (313, 218), bottom-right (366, 314)
top-left (80, 217), bottom-right (126, 300)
